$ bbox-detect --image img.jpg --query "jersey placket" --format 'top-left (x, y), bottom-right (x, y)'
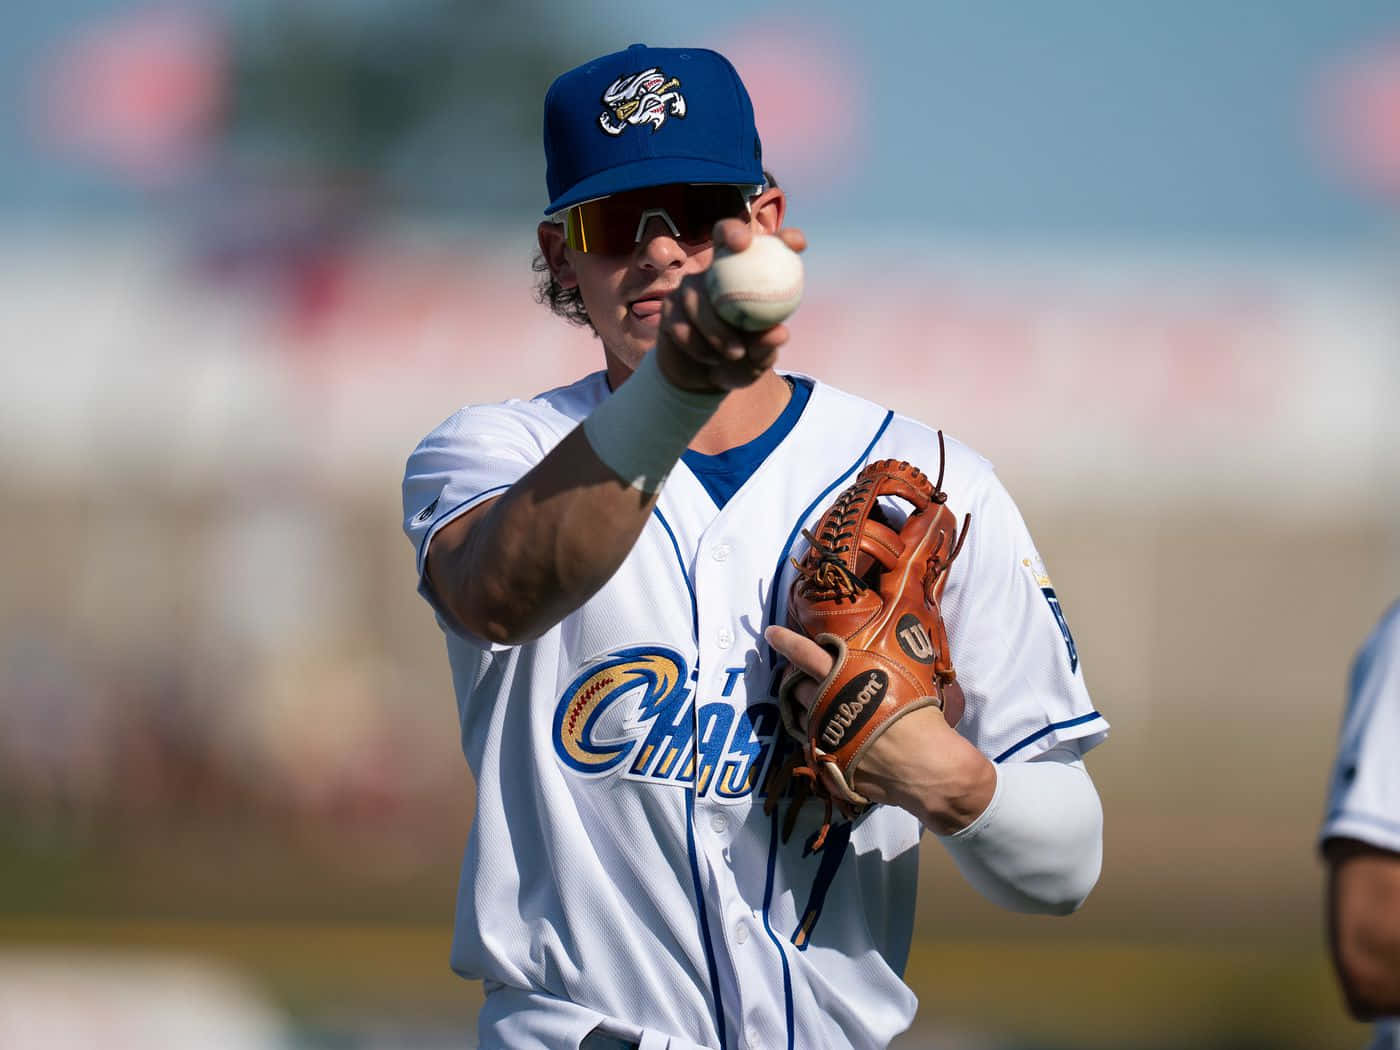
top-left (689, 520), bottom-right (788, 1050)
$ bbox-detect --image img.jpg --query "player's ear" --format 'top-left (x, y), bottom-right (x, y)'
top-left (750, 187), bottom-right (785, 236)
top-left (537, 221), bottom-right (578, 288)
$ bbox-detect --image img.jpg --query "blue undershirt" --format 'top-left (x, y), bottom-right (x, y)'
top-left (681, 376), bottom-right (813, 509)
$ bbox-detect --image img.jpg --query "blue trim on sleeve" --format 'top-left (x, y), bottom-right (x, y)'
top-left (993, 711), bottom-right (1105, 763)
top-left (652, 508), bottom-right (699, 644)
top-left (1324, 809), bottom-right (1400, 840)
top-left (684, 787), bottom-right (729, 1050)
top-left (413, 483), bottom-right (512, 572)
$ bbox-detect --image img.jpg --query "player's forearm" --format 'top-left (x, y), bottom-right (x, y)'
top-left (938, 749), bottom-right (1103, 916)
top-left (891, 732), bottom-right (998, 837)
top-left (433, 351), bottom-right (726, 644)
top-left (440, 426), bottom-right (658, 644)
top-left (1327, 842), bottom-right (1400, 1018)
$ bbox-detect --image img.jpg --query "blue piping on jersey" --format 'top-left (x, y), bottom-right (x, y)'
top-left (682, 377), bottom-right (813, 509)
top-left (759, 409), bottom-right (894, 1050)
top-left (655, 509), bottom-right (725, 1045)
top-left (764, 411), bottom-right (895, 632)
top-left (414, 483), bottom-right (512, 572)
top-left (1324, 808), bottom-right (1400, 839)
top-left (760, 801), bottom-right (797, 1050)
top-left (993, 711), bottom-right (1104, 763)
top-left (653, 508), bottom-right (700, 645)
top-left (684, 787), bottom-right (729, 1050)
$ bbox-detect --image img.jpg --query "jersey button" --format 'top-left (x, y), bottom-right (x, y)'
top-left (717, 627), bottom-right (734, 649)
top-left (712, 544), bottom-right (731, 562)
top-left (734, 921), bottom-right (749, 945)
top-left (710, 813), bottom-right (728, 833)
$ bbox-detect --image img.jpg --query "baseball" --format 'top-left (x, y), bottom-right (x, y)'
top-left (705, 233), bottom-right (805, 331)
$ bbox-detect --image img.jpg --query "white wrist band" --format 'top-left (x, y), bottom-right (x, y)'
top-left (582, 351), bottom-right (724, 492)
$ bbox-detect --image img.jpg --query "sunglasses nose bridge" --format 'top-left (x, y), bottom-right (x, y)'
top-left (634, 207), bottom-right (683, 245)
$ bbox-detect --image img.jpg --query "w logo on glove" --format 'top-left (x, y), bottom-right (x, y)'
top-left (766, 437), bottom-right (971, 849)
top-left (895, 615), bottom-right (936, 663)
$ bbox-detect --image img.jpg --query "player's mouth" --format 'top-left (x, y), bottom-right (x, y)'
top-left (627, 296), bottom-right (666, 324)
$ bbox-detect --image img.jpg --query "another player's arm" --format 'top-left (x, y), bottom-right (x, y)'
top-left (1324, 837), bottom-right (1400, 1019)
top-left (428, 221), bottom-right (802, 645)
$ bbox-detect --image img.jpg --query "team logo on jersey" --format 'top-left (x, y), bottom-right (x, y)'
top-left (895, 614), bottom-right (937, 664)
top-left (552, 645), bottom-right (781, 797)
top-left (598, 68), bottom-right (686, 135)
top-left (1023, 556), bottom-right (1079, 673)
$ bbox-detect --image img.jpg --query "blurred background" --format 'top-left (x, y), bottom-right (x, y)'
top-left (2, 1), bottom-right (1398, 1047)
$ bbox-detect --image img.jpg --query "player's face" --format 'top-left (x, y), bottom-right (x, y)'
top-left (539, 185), bottom-right (785, 372)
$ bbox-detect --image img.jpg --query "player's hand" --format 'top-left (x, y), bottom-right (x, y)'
top-left (654, 219), bottom-right (807, 394)
top-left (764, 624), bottom-right (995, 833)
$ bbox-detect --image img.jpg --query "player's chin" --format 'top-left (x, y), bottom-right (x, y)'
top-left (617, 315), bottom-right (661, 354)
top-left (624, 304), bottom-right (663, 335)
top-left (607, 329), bottom-right (657, 371)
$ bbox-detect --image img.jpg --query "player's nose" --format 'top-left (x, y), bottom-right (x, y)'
top-left (635, 215), bottom-right (687, 270)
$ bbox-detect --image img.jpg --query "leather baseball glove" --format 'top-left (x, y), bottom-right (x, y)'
top-left (766, 436), bottom-right (970, 848)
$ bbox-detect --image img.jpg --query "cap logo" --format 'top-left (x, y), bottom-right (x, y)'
top-left (598, 67), bottom-right (687, 136)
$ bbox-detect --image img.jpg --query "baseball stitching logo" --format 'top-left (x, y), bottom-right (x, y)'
top-left (553, 646), bottom-right (781, 798)
top-left (598, 68), bottom-right (686, 135)
top-left (554, 647), bottom-right (685, 774)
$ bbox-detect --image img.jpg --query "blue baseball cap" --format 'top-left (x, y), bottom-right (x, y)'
top-left (543, 44), bottom-right (764, 215)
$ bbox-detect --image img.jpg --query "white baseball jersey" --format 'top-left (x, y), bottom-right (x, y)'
top-left (402, 371), bottom-right (1108, 1050)
top-left (1320, 600), bottom-right (1400, 1050)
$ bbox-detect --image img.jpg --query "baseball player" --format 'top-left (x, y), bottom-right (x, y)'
top-left (1322, 599), bottom-right (1400, 1048)
top-left (402, 44), bottom-right (1108, 1050)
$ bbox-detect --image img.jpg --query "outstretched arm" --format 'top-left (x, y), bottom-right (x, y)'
top-left (427, 220), bottom-right (804, 645)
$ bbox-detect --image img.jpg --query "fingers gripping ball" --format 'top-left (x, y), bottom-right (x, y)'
top-left (765, 435), bottom-right (971, 849)
top-left (705, 234), bottom-right (805, 331)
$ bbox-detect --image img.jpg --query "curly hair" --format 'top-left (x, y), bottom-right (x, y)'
top-left (532, 172), bottom-right (779, 333)
top-left (532, 248), bottom-right (594, 330)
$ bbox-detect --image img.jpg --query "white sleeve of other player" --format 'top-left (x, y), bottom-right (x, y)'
top-left (940, 467), bottom-right (1108, 765)
top-left (1320, 601), bottom-right (1400, 855)
top-left (401, 402), bottom-right (551, 639)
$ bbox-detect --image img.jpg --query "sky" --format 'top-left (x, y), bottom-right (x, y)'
top-left (2, 0), bottom-right (1397, 243)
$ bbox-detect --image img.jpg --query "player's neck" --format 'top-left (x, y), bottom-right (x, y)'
top-left (688, 370), bottom-right (793, 455)
top-left (603, 355), bottom-right (794, 456)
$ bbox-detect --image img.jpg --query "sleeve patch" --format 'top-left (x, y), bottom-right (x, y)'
top-left (1023, 556), bottom-right (1078, 673)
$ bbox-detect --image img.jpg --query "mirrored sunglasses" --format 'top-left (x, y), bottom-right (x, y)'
top-left (553, 184), bottom-right (759, 254)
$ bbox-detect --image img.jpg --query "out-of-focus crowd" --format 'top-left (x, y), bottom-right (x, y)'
top-left (1, 632), bottom-right (455, 838)
top-left (0, 487), bottom-right (464, 866)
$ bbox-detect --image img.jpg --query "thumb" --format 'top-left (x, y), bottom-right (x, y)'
top-left (713, 217), bottom-right (754, 255)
